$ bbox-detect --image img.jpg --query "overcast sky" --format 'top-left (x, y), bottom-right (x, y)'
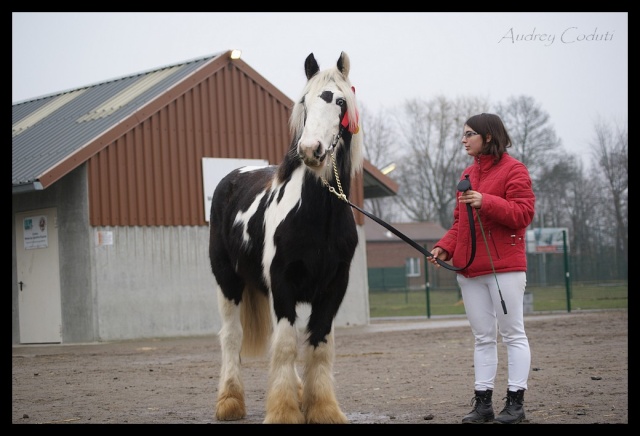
top-left (12, 12), bottom-right (627, 167)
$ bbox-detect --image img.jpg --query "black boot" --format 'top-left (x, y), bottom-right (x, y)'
top-left (461, 390), bottom-right (494, 423)
top-left (494, 389), bottom-right (526, 424)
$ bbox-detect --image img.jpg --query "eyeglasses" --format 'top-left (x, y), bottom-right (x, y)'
top-left (462, 131), bottom-right (480, 139)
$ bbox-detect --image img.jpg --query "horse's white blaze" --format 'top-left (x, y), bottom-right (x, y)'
top-left (262, 167), bottom-right (305, 290)
top-left (297, 89), bottom-right (344, 176)
top-left (233, 190), bottom-right (267, 247)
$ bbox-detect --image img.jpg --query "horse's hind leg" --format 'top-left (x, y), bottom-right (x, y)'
top-left (215, 286), bottom-right (246, 421)
top-left (264, 319), bottom-right (305, 424)
top-left (302, 327), bottom-right (349, 424)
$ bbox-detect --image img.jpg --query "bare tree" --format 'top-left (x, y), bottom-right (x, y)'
top-left (359, 92), bottom-right (625, 285)
top-left (392, 95), bottom-right (489, 227)
top-left (535, 160), bottom-right (577, 228)
top-left (534, 157), bottom-right (600, 257)
top-left (494, 96), bottom-right (562, 181)
top-left (590, 117), bottom-right (628, 277)
top-left (359, 104), bottom-right (403, 222)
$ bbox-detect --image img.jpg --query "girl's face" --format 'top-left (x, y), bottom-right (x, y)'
top-left (462, 124), bottom-right (484, 157)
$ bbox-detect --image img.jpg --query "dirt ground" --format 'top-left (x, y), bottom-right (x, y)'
top-left (12, 309), bottom-right (628, 425)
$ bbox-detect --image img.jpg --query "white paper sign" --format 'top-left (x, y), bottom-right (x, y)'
top-left (96, 231), bottom-right (114, 246)
top-left (23, 215), bottom-right (48, 249)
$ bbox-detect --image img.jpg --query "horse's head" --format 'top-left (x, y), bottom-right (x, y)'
top-left (290, 52), bottom-right (363, 180)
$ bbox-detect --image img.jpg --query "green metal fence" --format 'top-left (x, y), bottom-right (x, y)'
top-left (367, 250), bottom-right (628, 318)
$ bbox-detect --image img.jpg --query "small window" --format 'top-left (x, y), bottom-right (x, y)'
top-left (406, 257), bottom-right (420, 277)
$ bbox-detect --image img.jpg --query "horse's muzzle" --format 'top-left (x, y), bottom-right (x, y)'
top-left (298, 143), bottom-right (327, 168)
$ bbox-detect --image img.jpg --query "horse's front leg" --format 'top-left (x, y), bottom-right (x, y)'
top-left (215, 288), bottom-right (246, 421)
top-left (301, 326), bottom-right (349, 423)
top-left (264, 318), bottom-right (305, 423)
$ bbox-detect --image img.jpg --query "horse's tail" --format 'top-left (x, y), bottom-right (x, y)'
top-left (240, 287), bottom-right (273, 358)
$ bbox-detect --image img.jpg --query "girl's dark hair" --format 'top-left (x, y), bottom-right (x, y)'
top-left (465, 113), bottom-right (512, 164)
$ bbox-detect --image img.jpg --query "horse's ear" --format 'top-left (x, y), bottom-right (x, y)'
top-left (304, 53), bottom-right (320, 80)
top-left (337, 51), bottom-right (350, 78)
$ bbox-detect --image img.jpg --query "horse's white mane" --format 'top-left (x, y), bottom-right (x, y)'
top-left (290, 57), bottom-right (363, 177)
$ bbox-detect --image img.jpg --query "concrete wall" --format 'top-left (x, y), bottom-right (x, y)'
top-left (92, 225), bottom-right (218, 341)
top-left (92, 225), bottom-right (370, 341)
top-left (13, 165), bottom-right (370, 344)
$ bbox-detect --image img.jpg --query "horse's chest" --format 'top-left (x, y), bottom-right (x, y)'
top-left (264, 199), bottom-right (356, 290)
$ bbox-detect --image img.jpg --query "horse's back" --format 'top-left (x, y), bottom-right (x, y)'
top-left (210, 165), bottom-right (276, 225)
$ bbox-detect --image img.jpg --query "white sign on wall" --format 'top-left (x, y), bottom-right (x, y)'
top-left (201, 158), bottom-right (269, 222)
top-left (23, 215), bottom-right (48, 249)
top-left (96, 231), bottom-right (114, 246)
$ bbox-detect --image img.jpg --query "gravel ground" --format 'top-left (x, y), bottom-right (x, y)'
top-left (12, 309), bottom-right (628, 424)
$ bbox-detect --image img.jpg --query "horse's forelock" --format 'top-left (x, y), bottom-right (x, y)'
top-left (289, 96), bottom-right (306, 139)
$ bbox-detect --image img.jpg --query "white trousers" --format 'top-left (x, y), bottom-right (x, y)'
top-left (457, 271), bottom-right (531, 392)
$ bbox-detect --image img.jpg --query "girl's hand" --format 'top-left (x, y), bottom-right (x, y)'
top-left (429, 247), bottom-right (448, 267)
top-left (460, 190), bottom-right (482, 209)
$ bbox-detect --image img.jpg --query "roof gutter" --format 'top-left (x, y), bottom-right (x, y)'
top-left (12, 181), bottom-right (44, 194)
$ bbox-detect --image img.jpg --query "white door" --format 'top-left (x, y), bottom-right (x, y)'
top-left (15, 208), bottom-right (62, 344)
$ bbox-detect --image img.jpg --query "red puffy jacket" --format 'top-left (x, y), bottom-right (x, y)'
top-left (434, 153), bottom-right (535, 278)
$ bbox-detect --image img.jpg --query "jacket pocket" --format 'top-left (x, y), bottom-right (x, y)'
top-left (489, 230), bottom-right (526, 260)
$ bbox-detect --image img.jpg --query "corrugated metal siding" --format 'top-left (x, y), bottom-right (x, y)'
top-left (89, 62), bottom-right (294, 226)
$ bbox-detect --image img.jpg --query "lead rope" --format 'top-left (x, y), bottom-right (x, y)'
top-left (322, 150), bottom-right (476, 272)
top-left (476, 210), bottom-right (507, 314)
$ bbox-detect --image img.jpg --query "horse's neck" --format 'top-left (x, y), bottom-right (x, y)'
top-left (331, 140), bottom-right (354, 194)
top-left (277, 139), bottom-right (353, 195)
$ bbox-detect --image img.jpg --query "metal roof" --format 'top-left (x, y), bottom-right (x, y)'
top-left (12, 52), bottom-right (225, 193)
top-left (12, 50), bottom-right (398, 200)
top-left (362, 159), bottom-right (398, 199)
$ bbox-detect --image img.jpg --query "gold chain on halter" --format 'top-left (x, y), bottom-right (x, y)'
top-left (321, 150), bottom-right (348, 203)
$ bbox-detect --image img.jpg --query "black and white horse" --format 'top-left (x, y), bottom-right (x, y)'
top-left (209, 52), bottom-right (362, 424)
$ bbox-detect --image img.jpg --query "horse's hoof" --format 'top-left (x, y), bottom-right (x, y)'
top-left (306, 414), bottom-right (349, 424)
top-left (215, 396), bottom-right (246, 421)
top-left (304, 406), bottom-right (349, 424)
top-left (263, 415), bottom-right (306, 424)
top-left (263, 408), bottom-right (306, 424)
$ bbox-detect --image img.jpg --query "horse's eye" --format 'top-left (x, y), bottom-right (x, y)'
top-left (336, 98), bottom-right (346, 107)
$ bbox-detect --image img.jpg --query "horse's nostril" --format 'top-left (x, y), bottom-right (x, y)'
top-left (312, 143), bottom-right (328, 164)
